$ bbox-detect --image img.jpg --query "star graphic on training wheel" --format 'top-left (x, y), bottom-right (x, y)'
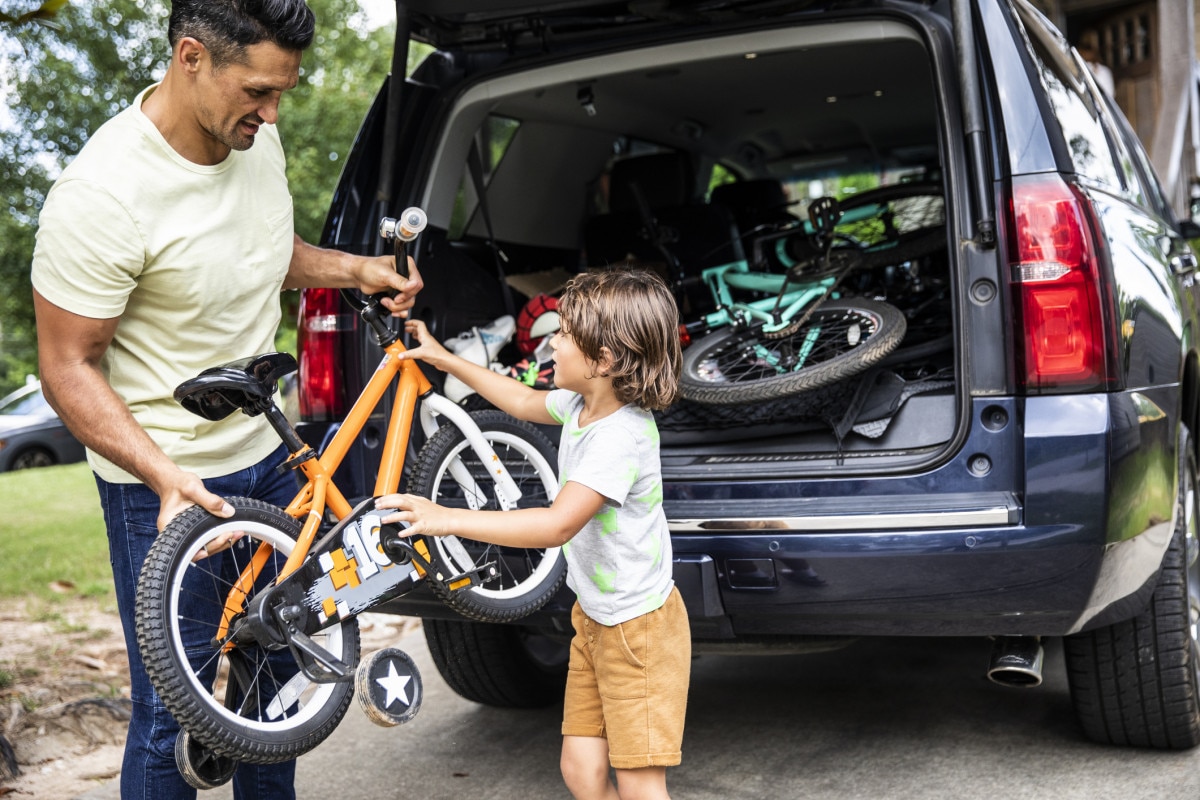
top-left (376, 660), bottom-right (412, 709)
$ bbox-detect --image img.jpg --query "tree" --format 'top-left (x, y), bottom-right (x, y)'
top-left (0, 0), bottom-right (67, 29)
top-left (279, 0), bottom-right (394, 245)
top-left (0, 0), bottom-right (167, 394)
top-left (0, 0), bottom-right (401, 396)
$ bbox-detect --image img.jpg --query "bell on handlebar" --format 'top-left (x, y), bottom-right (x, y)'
top-left (379, 208), bottom-right (428, 243)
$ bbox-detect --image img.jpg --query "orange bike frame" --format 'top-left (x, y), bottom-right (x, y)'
top-left (218, 336), bottom-right (432, 641)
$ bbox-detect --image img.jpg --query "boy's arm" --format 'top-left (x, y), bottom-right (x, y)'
top-left (377, 481), bottom-right (605, 548)
top-left (400, 319), bottom-right (554, 424)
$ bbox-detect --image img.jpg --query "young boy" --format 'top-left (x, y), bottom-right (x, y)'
top-left (377, 269), bottom-right (690, 800)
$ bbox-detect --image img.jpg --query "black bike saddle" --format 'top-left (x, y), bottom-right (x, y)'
top-left (174, 352), bottom-right (298, 421)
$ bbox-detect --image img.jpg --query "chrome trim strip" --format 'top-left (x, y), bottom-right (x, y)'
top-left (669, 505), bottom-right (1014, 533)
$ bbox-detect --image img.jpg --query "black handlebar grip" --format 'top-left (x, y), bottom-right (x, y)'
top-left (375, 208), bottom-right (428, 295)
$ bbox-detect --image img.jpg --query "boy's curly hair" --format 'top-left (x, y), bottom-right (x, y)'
top-left (556, 270), bottom-right (682, 411)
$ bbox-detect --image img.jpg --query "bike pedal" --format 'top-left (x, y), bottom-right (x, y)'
top-left (356, 648), bottom-right (422, 727)
top-left (439, 561), bottom-right (498, 593)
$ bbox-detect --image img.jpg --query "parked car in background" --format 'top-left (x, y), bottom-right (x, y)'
top-left (297, 0), bottom-right (1200, 749)
top-left (0, 381), bottom-right (85, 472)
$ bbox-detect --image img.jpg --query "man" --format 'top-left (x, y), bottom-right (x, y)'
top-left (30, 2), bottom-right (421, 797)
top-left (1077, 28), bottom-right (1115, 96)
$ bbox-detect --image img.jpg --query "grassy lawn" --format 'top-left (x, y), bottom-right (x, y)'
top-left (0, 462), bottom-right (114, 602)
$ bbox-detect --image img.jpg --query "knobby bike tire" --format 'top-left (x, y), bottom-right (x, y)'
top-left (408, 410), bottom-right (567, 622)
top-left (679, 298), bottom-right (907, 405)
top-left (783, 225), bottom-right (945, 299)
top-left (135, 497), bottom-right (359, 764)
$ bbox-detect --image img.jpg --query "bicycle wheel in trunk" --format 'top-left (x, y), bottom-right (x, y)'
top-left (679, 298), bottom-right (906, 405)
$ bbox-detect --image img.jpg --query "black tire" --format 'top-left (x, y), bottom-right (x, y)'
top-left (423, 618), bottom-right (568, 707)
top-left (135, 498), bottom-right (360, 764)
top-left (1064, 427), bottom-right (1200, 749)
top-left (679, 298), bottom-right (907, 405)
top-left (10, 447), bottom-right (55, 470)
top-left (408, 410), bottom-right (567, 622)
top-left (175, 728), bottom-right (236, 790)
top-left (836, 181), bottom-right (944, 247)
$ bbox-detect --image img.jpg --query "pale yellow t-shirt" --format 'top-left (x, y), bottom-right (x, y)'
top-left (32, 85), bottom-right (293, 483)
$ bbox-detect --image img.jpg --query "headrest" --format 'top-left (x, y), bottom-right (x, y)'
top-left (709, 179), bottom-right (791, 230)
top-left (608, 152), bottom-right (694, 213)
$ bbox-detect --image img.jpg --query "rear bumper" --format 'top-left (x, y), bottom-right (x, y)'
top-left (382, 514), bottom-right (1165, 640)
top-left (379, 391), bottom-right (1178, 639)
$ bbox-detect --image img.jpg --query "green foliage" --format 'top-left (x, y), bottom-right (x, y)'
top-left (278, 0), bottom-right (394, 244)
top-left (0, 0), bottom-right (169, 395)
top-left (0, 462), bottom-right (111, 601)
top-left (0, 0), bottom-right (68, 29)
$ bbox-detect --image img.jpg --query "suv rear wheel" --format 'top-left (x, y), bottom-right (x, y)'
top-left (423, 618), bottom-right (568, 708)
top-left (1064, 427), bottom-right (1200, 749)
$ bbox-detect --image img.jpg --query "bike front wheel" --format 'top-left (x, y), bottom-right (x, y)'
top-left (408, 410), bottom-right (567, 623)
top-left (135, 498), bottom-right (359, 764)
top-left (679, 298), bottom-right (906, 404)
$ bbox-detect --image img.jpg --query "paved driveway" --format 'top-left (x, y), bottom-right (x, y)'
top-left (81, 620), bottom-right (1200, 800)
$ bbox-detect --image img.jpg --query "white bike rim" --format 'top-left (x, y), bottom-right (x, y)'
top-left (167, 520), bottom-right (344, 733)
top-left (431, 430), bottom-right (562, 600)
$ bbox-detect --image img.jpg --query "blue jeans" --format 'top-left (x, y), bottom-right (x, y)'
top-left (97, 446), bottom-right (299, 800)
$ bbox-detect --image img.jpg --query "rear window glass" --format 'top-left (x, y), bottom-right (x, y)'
top-left (1024, 32), bottom-right (1122, 190)
top-left (448, 115), bottom-right (521, 240)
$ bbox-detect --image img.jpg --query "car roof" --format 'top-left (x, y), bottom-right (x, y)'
top-left (401, 0), bottom-right (932, 48)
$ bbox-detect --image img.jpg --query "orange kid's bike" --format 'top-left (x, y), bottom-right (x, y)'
top-left (133, 209), bottom-right (565, 789)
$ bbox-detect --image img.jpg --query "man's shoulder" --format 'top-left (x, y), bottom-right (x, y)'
top-left (57, 103), bottom-right (148, 185)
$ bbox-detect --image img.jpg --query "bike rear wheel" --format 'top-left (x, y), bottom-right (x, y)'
top-left (135, 498), bottom-right (359, 764)
top-left (679, 298), bottom-right (906, 404)
top-left (408, 410), bottom-right (566, 623)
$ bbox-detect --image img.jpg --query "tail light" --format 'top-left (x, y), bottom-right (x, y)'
top-left (297, 288), bottom-right (349, 420)
top-left (1006, 174), bottom-right (1117, 393)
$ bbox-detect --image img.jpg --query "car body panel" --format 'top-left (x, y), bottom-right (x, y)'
top-left (319, 0), bottom-right (1198, 644)
top-left (0, 383), bottom-right (86, 472)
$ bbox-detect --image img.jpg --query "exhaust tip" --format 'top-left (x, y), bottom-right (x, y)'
top-left (986, 636), bottom-right (1044, 688)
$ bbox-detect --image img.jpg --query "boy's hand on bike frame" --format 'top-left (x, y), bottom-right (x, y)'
top-left (397, 319), bottom-right (453, 369)
top-left (376, 492), bottom-right (454, 538)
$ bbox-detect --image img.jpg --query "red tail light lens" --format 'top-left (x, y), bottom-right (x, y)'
top-left (297, 288), bottom-right (348, 420)
top-left (1007, 175), bottom-right (1115, 393)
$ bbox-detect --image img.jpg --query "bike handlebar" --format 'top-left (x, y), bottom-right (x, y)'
top-left (339, 208), bottom-right (427, 329)
top-left (378, 207), bottom-right (427, 280)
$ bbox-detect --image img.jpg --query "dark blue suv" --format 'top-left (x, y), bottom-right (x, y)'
top-left (300, 0), bottom-right (1200, 748)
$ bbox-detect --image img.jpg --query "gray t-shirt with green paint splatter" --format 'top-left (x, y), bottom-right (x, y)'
top-left (546, 389), bottom-right (675, 626)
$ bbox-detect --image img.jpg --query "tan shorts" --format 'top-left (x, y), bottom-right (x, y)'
top-left (561, 587), bottom-right (691, 769)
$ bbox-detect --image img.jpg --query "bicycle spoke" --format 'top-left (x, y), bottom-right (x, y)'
top-left (700, 308), bottom-right (880, 384)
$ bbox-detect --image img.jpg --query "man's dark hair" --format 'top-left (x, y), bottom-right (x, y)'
top-left (169, 0), bottom-right (315, 66)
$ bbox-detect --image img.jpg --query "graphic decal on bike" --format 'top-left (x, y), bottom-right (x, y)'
top-left (305, 513), bottom-right (420, 624)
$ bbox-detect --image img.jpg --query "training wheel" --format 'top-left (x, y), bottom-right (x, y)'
top-left (356, 647), bottom-right (423, 727)
top-left (175, 728), bottom-right (237, 790)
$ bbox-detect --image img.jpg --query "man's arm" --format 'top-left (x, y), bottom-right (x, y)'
top-left (283, 235), bottom-right (424, 316)
top-left (33, 290), bottom-right (234, 530)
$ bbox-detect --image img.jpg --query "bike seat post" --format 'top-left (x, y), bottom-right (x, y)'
top-left (262, 402), bottom-right (307, 455)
